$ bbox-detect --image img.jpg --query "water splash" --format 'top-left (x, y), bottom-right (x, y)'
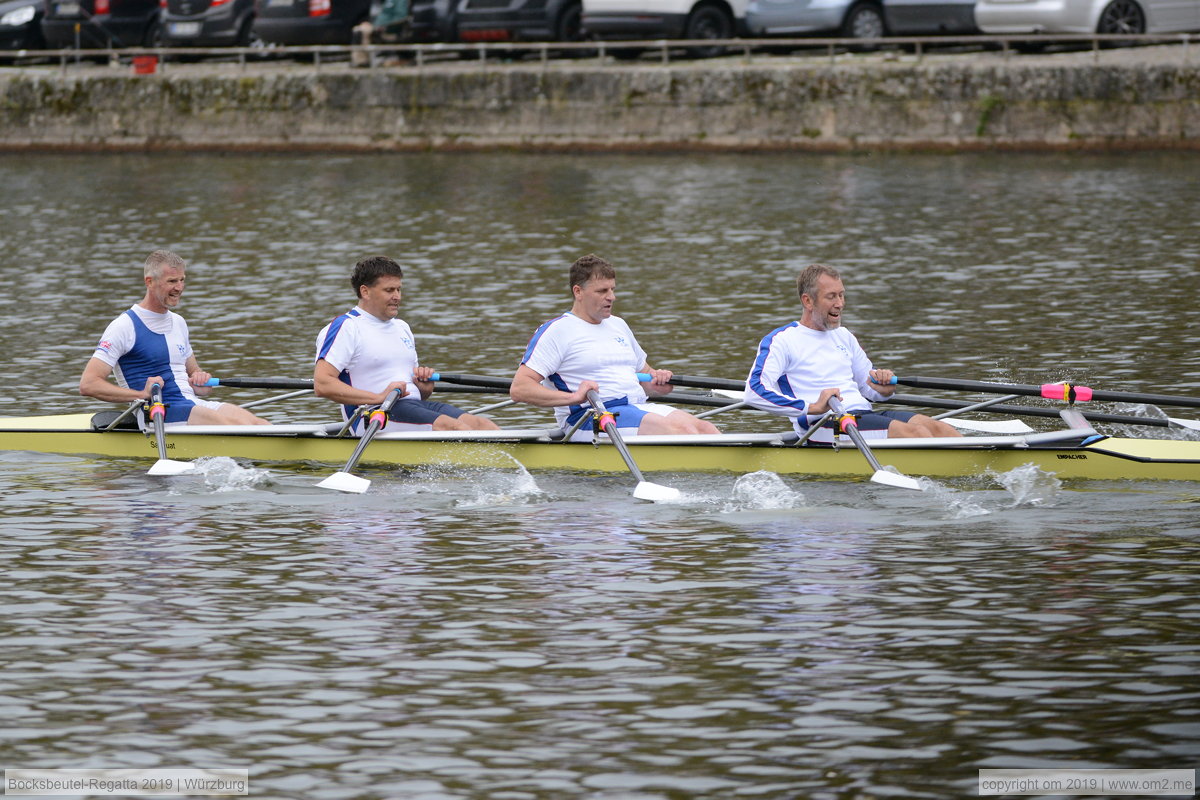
top-left (1111, 403), bottom-right (1200, 441)
top-left (921, 480), bottom-right (992, 519)
top-left (188, 457), bottom-right (273, 493)
top-left (993, 463), bottom-right (1062, 507)
top-left (721, 471), bottom-right (805, 512)
top-left (454, 466), bottom-right (546, 508)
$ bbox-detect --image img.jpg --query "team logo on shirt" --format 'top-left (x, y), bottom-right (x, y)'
top-left (614, 336), bottom-right (628, 347)
top-left (177, 344), bottom-right (187, 356)
top-left (96, 339), bottom-right (112, 353)
top-left (835, 343), bottom-right (850, 359)
top-left (401, 336), bottom-right (413, 349)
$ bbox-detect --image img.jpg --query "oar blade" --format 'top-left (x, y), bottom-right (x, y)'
top-left (870, 469), bottom-right (924, 491)
top-left (317, 471), bottom-right (372, 494)
top-left (148, 458), bottom-right (196, 476)
top-left (633, 481), bottom-right (683, 503)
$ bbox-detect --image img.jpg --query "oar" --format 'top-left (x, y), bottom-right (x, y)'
top-left (883, 376), bottom-right (1200, 410)
top-left (146, 383), bottom-right (195, 476)
top-left (887, 392), bottom-right (1200, 432)
top-left (316, 388), bottom-right (404, 494)
top-left (206, 377), bottom-right (314, 390)
top-left (429, 373), bottom-right (512, 391)
top-left (586, 390), bottom-right (681, 502)
top-left (827, 396), bottom-right (923, 491)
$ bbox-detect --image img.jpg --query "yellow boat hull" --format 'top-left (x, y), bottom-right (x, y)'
top-left (2, 413), bottom-right (1198, 482)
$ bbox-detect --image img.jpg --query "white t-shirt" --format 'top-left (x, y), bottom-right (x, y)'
top-left (92, 305), bottom-right (197, 401)
top-left (744, 322), bottom-right (888, 431)
top-left (315, 307), bottom-right (419, 399)
top-left (520, 312), bottom-right (649, 427)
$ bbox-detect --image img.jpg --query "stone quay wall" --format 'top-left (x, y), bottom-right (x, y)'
top-left (1, 47), bottom-right (1197, 151)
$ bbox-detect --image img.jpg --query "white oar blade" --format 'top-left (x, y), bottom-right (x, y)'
top-left (633, 481), bottom-right (682, 503)
top-left (870, 469), bottom-right (924, 491)
top-left (148, 459), bottom-right (195, 476)
top-left (944, 418), bottom-right (1036, 434)
top-left (1168, 417), bottom-right (1200, 431)
top-left (317, 471), bottom-right (371, 494)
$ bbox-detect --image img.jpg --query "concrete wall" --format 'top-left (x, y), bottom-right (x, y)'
top-left (2, 54), bottom-right (1198, 151)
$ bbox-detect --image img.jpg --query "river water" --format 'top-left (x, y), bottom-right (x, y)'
top-left (1, 152), bottom-right (1198, 799)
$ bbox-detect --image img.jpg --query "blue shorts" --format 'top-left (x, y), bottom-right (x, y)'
top-left (826, 408), bottom-right (917, 432)
top-left (803, 408), bottom-right (918, 443)
top-left (388, 398), bottom-right (466, 426)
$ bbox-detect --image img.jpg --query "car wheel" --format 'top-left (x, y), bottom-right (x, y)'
top-left (1096, 0), bottom-right (1145, 34)
top-left (142, 17), bottom-right (164, 47)
top-left (555, 0), bottom-right (583, 41)
top-left (683, 3), bottom-right (732, 58)
top-left (841, 1), bottom-right (886, 39)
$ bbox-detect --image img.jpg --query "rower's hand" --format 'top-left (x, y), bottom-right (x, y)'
top-left (644, 368), bottom-right (674, 396)
top-left (571, 380), bottom-right (600, 406)
top-left (868, 369), bottom-right (897, 396)
top-left (809, 388), bottom-right (842, 416)
top-left (141, 376), bottom-right (165, 399)
top-left (189, 370), bottom-right (214, 396)
top-left (378, 380), bottom-right (408, 403)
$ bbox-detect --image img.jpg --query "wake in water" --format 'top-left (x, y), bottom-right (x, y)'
top-left (720, 471), bottom-right (807, 513)
top-left (168, 457), bottom-right (274, 493)
top-left (922, 462), bottom-right (1064, 519)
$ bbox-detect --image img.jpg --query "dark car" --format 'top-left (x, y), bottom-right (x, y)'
top-left (455, 0), bottom-right (583, 43)
top-left (408, 0), bottom-right (456, 39)
top-left (1, 0), bottom-right (44, 48)
top-left (40, 0), bottom-right (160, 47)
top-left (161, 0), bottom-right (258, 46)
top-left (252, 0), bottom-right (370, 44)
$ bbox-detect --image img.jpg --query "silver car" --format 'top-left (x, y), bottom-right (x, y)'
top-left (746, 0), bottom-right (976, 37)
top-left (975, 0), bottom-right (1200, 34)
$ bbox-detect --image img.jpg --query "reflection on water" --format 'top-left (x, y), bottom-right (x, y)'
top-left (1, 152), bottom-right (1199, 798)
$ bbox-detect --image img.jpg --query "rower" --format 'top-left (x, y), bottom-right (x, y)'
top-left (509, 253), bottom-right (720, 442)
top-left (313, 256), bottom-right (499, 433)
top-left (743, 263), bottom-right (960, 443)
top-left (79, 249), bottom-right (267, 427)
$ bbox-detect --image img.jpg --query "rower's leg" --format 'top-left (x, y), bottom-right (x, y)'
top-left (431, 413), bottom-right (500, 431)
top-left (188, 403), bottom-right (269, 426)
top-left (638, 410), bottom-right (721, 435)
top-left (887, 414), bottom-right (961, 438)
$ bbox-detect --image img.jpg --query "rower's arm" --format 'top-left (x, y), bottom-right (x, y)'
top-left (510, 364), bottom-right (594, 407)
top-left (184, 355), bottom-right (213, 396)
top-left (314, 359), bottom-right (406, 407)
top-left (79, 357), bottom-right (153, 404)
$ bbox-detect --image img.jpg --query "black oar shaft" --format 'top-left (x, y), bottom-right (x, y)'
top-left (586, 390), bottom-right (646, 483)
top-left (898, 376), bottom-right (1200, 410)
top-left (887, 393), bottom-right (1174, 428)
top-left (337, 389), bottom-right (403, 473)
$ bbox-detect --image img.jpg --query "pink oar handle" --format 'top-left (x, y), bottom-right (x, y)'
top-left (1041, 383), bottom-right (1093, 402)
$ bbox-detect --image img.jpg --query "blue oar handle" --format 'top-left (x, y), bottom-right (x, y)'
top-left (869, 376), bottom-right (899, 385)
top-left (205, 378), bottom-right (219, 387)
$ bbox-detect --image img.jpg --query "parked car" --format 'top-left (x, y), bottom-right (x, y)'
top-left (455, 0), bottom-right (583, 43)
top-left (409, 0), bottom-right (457, 40)
top-left (582, 0), bottom-right (743, 57)
top-left (0, 0), bottom-right (44, 48)
top-left (252, 0), bottom-right (371, 44)
top-left (885, 0), bottom-right (975, 34)
top-left (161, 0), bottom-right (258, 45)
top-left (41, 0), bottom-right (161, 47)
top-left (975, 0), bottom-right (1200, 35)
top-left (746, 0), bottom-right (886, 37)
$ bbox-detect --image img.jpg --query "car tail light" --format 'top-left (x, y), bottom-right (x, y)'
top-left (95, 0), bottom-right (109, 12)
top-left (308, 0), bottom-right (330, 15)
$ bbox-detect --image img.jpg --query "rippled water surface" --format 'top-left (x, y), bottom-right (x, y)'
top-left (1, 152), bottom-right (1198, 799)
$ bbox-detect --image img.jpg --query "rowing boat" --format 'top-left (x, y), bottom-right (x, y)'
top-left (2, 412), bottom-right (1198, 482)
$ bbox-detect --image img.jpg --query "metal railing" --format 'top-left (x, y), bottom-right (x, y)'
top-left (1, 32), bottom-right (1193, 72)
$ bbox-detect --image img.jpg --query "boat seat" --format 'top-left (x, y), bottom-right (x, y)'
top-left (90, 409), bottom-right (141, 431)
